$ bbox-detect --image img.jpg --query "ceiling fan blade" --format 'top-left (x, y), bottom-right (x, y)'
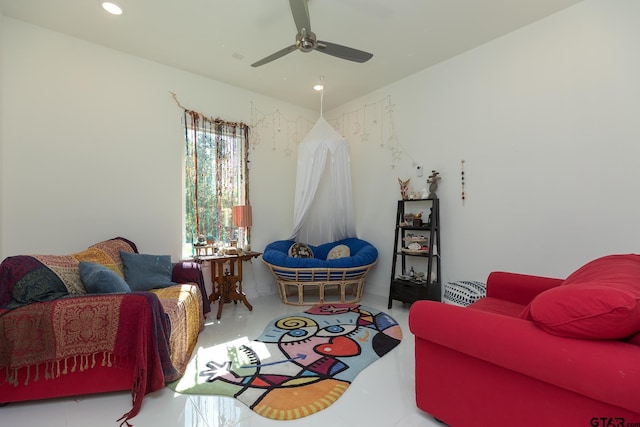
top-left (251, 44), bottom-right (298, 67)
top-left (315, 41), bottom-right (373, 63)
top-left (289, 0), bottom-right (312, 33)
top-left (252, 1), bottom-right (373, 67)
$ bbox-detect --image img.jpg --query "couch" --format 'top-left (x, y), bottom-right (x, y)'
top-left (409, 254), bottom-right (640, 427)
top-left (262, 238), bottom-right (378, 305)
top-left (0, 237), bottom-right (211, 425)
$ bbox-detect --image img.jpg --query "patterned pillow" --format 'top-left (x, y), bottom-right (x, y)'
top-left (443, 281), bottom-right (486, 306)
top-left (32, 237), bottom-right (136, 295)
top-left (288, 243), bottom-right (314, 258)
top-left (2, 256), bottom-right (69, 309)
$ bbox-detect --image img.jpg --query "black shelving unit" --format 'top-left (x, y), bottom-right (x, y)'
top-left (388, 198), bottom-right (441, 308)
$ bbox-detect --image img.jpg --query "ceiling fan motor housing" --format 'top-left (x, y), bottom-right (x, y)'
top-left (296, 30), bottom-right (317, 52)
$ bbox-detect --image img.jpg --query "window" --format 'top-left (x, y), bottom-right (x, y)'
top-left (183, 111), bottom-right (250, 257)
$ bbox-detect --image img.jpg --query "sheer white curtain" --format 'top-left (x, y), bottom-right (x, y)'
top-left (288, 116), bottom-right (357, 245)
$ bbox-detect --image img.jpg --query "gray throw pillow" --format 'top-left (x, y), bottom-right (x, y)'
top-left (119, 251), bottom-right (175, 291)
top-left (79, 261), bottom-right (131, 293)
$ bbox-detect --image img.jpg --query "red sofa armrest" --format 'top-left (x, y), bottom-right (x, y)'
top-left (409, 300), bottom-right (640, 414)
top-left (486, 271), bottom-right (563, 305)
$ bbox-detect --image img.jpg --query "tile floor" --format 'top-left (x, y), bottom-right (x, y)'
top-left (1, 293), bottom-right (443, 427)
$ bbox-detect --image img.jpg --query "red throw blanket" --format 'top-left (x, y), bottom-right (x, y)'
top-left (0, 292), bottom-right (174, 426)
top-left (0, 238), bottom-right (202, 425)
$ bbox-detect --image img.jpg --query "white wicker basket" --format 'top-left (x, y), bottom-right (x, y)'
top-left (443, 280), bottom-right (486, 307)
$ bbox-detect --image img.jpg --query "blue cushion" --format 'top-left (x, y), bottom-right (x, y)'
top-left (119, 252), bottom-right (175, 291)
top-left (263, 238), bottom-right (378, 269)
top-left (79, 261), bottom-right (131, 294)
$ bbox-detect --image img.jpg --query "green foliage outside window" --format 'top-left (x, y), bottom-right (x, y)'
top-left (184, 112), bottom-right (249, 255)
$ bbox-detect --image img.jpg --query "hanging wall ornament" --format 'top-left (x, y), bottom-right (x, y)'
top-left (250, 102), bottom-right (314, 154)
top-left (251, 95), bottom-right (411, 167)
top-left (361, 107), bottom-right (369, 142)
top-left (461, 160), bottom-right (466, 204)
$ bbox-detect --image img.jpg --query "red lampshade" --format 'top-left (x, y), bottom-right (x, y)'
top-left (232, 205), bottom-right (253, 228)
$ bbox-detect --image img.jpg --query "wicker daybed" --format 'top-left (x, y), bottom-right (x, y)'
top-left (262, 237), bottom-right (378, 306)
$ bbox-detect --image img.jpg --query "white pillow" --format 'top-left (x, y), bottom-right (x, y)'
top-left (327, 244), bottom-right (350, 260)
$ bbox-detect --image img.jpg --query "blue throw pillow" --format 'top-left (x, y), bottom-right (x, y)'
top-left (79, 261), bottom-right (131, 294)
top-left (119, 251), bottom-right (175, 291)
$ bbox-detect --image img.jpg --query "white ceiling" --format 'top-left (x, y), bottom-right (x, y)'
top-left (0, 0), bottom-right (584, 111)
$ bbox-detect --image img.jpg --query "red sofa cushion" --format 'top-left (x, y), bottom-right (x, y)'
top-left (525, 254), bottom-right (640, 339)
top-left (563, 254), bottom-right (640, 286)
top-left (528, 282), bottom-right (640, 339)
top-left (469, 297), bottom-right (526, 318)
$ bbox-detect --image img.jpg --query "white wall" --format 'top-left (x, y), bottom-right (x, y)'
top-left (329, 0), bottom-right (640, 298)
top-left (1, 18), bottom-right (314, 297)
top-left (3, 0), bottom-right (640, 303)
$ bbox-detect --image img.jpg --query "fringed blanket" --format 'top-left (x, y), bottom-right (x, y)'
top-left (0, 292), bottom-right (172, 426)
top-left (0, 238), bottom-right (206, 425)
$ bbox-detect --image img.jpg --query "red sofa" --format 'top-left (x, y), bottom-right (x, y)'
top-left (0, 238), bottom-right (211, 425)
top-left (409, 254), bottom-right (640, 427)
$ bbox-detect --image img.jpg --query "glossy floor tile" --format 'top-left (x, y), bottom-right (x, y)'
top-left (1, 293), bottom-right (443, 427)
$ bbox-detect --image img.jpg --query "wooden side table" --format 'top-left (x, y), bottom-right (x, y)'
top-left (197, 251), bottom-right (261, 319)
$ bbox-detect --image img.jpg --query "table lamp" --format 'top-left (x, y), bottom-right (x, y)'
top-left (232, 205), bottom-right (253, 250)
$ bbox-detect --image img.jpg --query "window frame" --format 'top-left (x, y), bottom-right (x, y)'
top-left (182, 112), bottom-right (250, 258)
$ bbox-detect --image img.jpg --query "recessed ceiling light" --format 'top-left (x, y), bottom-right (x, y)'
top-left (102, 2), bottom-right (123, 15)
top-left (314, 75), bottom-right (325, 91)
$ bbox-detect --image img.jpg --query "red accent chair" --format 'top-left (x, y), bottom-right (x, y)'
top-left (409, 255), bottom-right (640, 427)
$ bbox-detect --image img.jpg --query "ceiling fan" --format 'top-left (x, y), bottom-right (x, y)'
top-left (251, 0), bottom-right (373, 67)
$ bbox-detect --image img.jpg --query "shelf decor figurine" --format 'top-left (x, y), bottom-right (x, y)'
top-left (398, 177), bottom-right (410, 200)
top-left (427, 170), bottom-right (441, 199)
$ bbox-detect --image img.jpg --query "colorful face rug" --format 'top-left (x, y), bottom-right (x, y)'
top-left (168, 303), bottom-right (402, 420)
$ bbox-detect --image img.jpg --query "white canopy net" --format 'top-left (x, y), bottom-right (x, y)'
top-left (288, 116), bottom-right (357, 245)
